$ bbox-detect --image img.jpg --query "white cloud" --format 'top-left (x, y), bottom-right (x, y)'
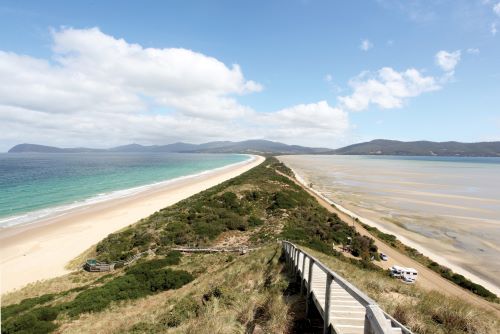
top-left (435, 50), bottom-right (461, 72)
top-left (493, 2), bottom-right (500, 16)
top-left (0, 28), bottom-right (264, 121)
top-left (360, 39), bottom-right (373, 51)
top-left (260, 101), bottom-right (348, 132)
top-left (254, 101), bottom-right (350, 146)
top-left (492, 22), bottom-right (498, 35)
top-left (0, 27), bottom-right (352, 150)
top-left (466, 48), bottom-right (480, 54)
top-left (338, 67), bottom-right (440, 111)
top-left (0, 28), bottom-right (460, 150)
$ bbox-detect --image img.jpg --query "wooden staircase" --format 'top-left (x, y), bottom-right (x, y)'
top-left (282, 241), bottom-right (412, 334)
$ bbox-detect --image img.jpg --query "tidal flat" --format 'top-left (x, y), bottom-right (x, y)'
top-left (279, 155), bottom-right (500, 293)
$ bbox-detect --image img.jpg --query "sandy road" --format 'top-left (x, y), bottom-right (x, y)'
top-left (275, 169), bottom-right (500, 316)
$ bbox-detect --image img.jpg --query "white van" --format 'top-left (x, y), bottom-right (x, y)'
top-left (390, 265), bottom-right (418, 282)
top-left (403, 268), bottom-right (418, 281)
top-left (390, 265), bottom-right (404, 278)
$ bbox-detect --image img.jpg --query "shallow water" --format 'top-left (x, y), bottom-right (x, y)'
top-left (0, 152), bottom-right (249, 228)
top-left (279, 155), bottom-right (500, 290)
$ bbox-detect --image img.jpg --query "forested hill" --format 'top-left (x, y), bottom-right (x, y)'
top-left (7, 140), bottom-right (330, 155)
top-left (8, 139), bottom-right (500, 156)
top-left (332, 139), bottom-right (500, 157)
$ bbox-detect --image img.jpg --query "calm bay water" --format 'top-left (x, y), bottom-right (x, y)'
top-left (0, 152), bottom-right (249, 228)
top-left (279, 155), bottom-right (500, 290)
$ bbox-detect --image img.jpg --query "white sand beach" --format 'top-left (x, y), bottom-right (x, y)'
top-left (0, 155), bottom-right (264, 294)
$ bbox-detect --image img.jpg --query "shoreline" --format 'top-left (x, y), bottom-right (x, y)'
top-left (0, 154), bottom-right (254, 230)
top-left (0, 155), bottom-right (264, 294)
top-left (287, 165), bottom-right (500, 297)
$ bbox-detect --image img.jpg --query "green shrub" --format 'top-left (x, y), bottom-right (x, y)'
top-left (248, 215), bottom-right (264, 227)
top-left (1, 294), bottom-right (56, 321)
top-left (2, 253), bottom-right (194, 333)
top-left (61, 256), bottom-right (192, 317)
top-left (351, 235), bottom-right (377, 260)
top-left (269, 191), bottom-right (298, 210)
top-left (193, 221), bottom-right (224, 240)
top-left (226, 215), bottom-right (248, 231)
top-left (1, 307), bottom-right (59, 334)
top-left (221, 192), bottom-right (238, 209)
top-left (244, 190), bottom-right (262, 201)
top-left (161, 296), bottom-right (200, 328)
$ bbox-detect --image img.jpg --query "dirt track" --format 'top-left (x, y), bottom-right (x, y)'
top-left (276, 169), bottom-right (500, 316)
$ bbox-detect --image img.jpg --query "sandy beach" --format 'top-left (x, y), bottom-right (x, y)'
top-left (0, 155), bottom-right (264, 294)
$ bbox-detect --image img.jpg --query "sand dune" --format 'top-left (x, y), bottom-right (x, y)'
top-left (0, 155), bottom-right (264, 294)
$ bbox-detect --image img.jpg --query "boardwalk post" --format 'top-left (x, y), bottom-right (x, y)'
top-left (293, 249), bottom-right (298, 278)
top-left (284, 243), bottom-right (289, 269)
top-left (364, 304), bottom-right (393, 334)
top-left (306, 257), bottom-right (314, 316)
top-left (286, 244), bottom-right (291, 271)
top-left (301, 251), bottom-right (306, 294)
top-left (284, 243), bottom-right (288, 271)
top-left (323, 274), bottom-right (333, 334)
top-left (294, 248), bottom-right (300, 281)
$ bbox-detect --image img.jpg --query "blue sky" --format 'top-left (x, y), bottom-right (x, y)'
top-left (0, 0), bottom-right (499, 150)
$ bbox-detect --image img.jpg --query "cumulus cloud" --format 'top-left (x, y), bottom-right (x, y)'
top-left (494, 2), bottom-right (500, 16)
top-left (338, 67), bottom-right (440, 111)
top-left (0, 27), bottom-right (262, 121)
top-left (253, 101), bottom-right (350, 147)
top-left (259, 101), bottom-right (348, 133)
top-left (0, 27), bottom-right (459, 150)
top-left (0, 27), bottom-right (351, 150)
top-left (360, 39), bottom-right (373, 51)
top-left (435, 50), bottom-right (461, 72)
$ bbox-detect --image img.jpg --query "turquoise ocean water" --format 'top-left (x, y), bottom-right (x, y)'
top-left (0, 152), bottom-right (250, 228)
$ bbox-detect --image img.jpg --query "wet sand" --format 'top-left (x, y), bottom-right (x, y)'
top-left (279, 155), bottom-right (500, 296)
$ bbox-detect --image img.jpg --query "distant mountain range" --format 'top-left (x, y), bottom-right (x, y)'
top-left (333, 139), bottom-right (500, 157)
top-left (7, 139), bottom-right (500, 156)
top-left (7, 140), bottom-right (330, 155)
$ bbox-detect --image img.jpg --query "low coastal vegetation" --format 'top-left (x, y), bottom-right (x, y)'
top-left (1, 252), bottom-right (192, 334)
top-left (94, 158), bottom-right (375, 264)
top-left (360, 222), bottom-right (499, 303)
top-left (2, 158), bottom-right (499, 333)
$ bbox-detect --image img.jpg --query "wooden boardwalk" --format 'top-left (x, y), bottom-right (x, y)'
top-left (283, 241), bottom-right (412, 334)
